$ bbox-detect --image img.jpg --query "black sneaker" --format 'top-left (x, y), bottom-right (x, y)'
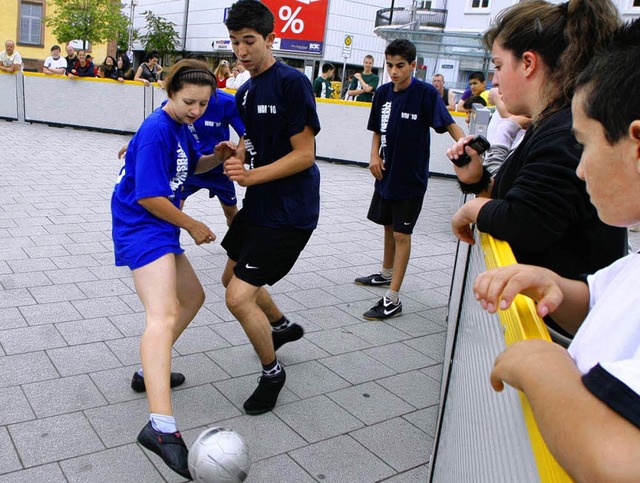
top-left (243, 368), bottom-right (286, 415)
top-left (272, 323), bottom-right (304, 351)
top-left (137, 421), bottom-right (192, 480)
top-left (363, 296), bottom-right (403, 320)
top-left (354, 273), bottom-right (392, 286)
top-left (131, 372), bottom-right (186, 393)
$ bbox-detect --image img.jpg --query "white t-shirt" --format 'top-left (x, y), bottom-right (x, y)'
top-left (0, 50), bottom-right (23, 70)
top-left (44, 56), bottom-right (67, 71)
top-left (568, 252), bottom-right (640, 427)
top-left (226, 69), bottom-right (250, 89)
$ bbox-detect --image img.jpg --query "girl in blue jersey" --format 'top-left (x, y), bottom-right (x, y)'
top-left (111, 58), bottom-right (235, 479)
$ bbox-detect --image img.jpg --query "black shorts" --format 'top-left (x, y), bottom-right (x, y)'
top-left (367, 191), bottom-right (424, 234)
top-left (221, 209), bottom-right (313, 287)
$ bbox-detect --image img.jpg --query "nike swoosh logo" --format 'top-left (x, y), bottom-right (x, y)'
top-left (245, 264), bottom-right (259, 269)
top-left (383, 307), bottom-right (398, 315)
top-left (403, 222), bottom-right (412, 225)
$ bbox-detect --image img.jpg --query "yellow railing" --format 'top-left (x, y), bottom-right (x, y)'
top-left (480, 232), bottom-right (572, 483)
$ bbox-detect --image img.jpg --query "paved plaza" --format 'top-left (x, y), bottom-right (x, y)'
top-left (0, 120), bottom-right (461, 482)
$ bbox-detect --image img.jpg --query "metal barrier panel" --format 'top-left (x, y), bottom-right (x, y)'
top-left (0, 73), bottom-right (19, 120)
top-left (22, 74), bottom-right (146, 133)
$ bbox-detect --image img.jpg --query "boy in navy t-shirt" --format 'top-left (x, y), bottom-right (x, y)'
top-left (355, 39), bottom-right (464, 320)
top-left (222, 0), bottom-right (321, 415)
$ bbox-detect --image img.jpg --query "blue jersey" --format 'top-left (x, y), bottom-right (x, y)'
top-left (368, 78), bottom-right (454, 199)
top-left (111, 108), bottom-right (201, 269)
top-left (235, 61), bottom-right (321, 230)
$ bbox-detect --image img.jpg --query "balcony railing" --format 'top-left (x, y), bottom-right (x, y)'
top-left (375, 7), bottom-right (447, 30)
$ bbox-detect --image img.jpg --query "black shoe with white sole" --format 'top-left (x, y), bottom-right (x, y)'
top-left (354, 273), bottom-right (392, 286)
top-left (363, 296), bottom-right (402, 320)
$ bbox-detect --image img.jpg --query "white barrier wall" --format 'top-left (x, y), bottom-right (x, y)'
top-left (5, 73), bottom-right (464, 175)
top-left (0, 73), bottom-right (19, 120)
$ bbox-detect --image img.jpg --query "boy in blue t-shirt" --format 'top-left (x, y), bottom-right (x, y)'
top-left (222, 0), bottom-right (321, 415)
top-left (355, 39), bottom-right (464, 320)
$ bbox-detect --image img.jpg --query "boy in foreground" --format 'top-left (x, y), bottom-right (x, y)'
top-left (355, 39), bottom-right (464, 320)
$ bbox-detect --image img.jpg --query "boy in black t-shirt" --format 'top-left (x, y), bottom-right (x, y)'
top-left (355, 39), bottom-right (464, 320)
top-left (222, 0), bottom-right (321, 415)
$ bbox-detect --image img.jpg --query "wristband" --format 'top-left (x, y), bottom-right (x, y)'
top-left (458, 166), bottom-right (492, 195)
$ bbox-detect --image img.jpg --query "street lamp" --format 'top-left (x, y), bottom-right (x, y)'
top-left (127, 0), bottom-right (139, 63)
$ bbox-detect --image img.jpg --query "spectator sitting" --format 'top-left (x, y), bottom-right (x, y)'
top-left (134, 51), bottom-right (163, 87)
top-left (462, 95), bottom-right (487, 125)
top-left (104, 55), bottom-right (124, 82)
top-left (85, 54), bottom-right (98, 75)
top-left (313, 62), bottom-right (335, 98)
top-left (65, 44), bottom-right (78, 73)
top-left (474, 18), bottom-right (640, 481)
top-left (0, 40), bottom-right (23, 73)
top-left (213, 60), bottom-right (231, 88)
top-left (96, 65), bottom-right (107, 78)
top-left (43, 45), bottom-right (67, 75)
top-left (456, 71), bottom-right (491, 111)
top-left (67, 50), bottom-right (95, 79)
top-left (117, 54), bottom-right (135, 80)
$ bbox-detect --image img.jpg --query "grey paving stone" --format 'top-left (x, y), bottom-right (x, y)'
top-left (421, 363), bottom-right (443, 384)
top-left (107, 312), bottom-right (145, 336)
top-left (0, 324), bottom-right (67, 354)
top-left (30, 233), bottom-right (74, 246)
top-left (173, 384), bottom-right (242, 428)
top-left (205, 344), bottom-right (261, 377)
top-left (0, 463), bottom-right (67, 483)
top-left (9, 412), bottom-right (104, 467)
top-left (305, 327), bottom-right (372, 355)
top-left (328, 381), bottom-right (415, 426)
top-left (247, 454), bottom-right (315, 483)
top-left (274, 395), bottom-right (364, 443)
top-left (0, 288), bottom-right (36, 308)
top-left (290, 435), bottom-right (394, 483)
top-left (0, 387), bottom-right (35, 426)
top-left (56, 317), bottom-right (123, 345)
top-left (392, 312), bottom-right (448, 338)
top-left (172, 325), bottom-right (231, 355)
top-left (47, 342), bottom-right (122, 377)
top-left (0, 307), bottom-right (27, 329)
top-left (72, 295), bottom-right (134, 318)
top-left (0, 261), bottom-right (10, 274)
top-left (88, 264), bottom-right (131, 280)
top-left (0, 351), bottom-right (59, 388)
top-left (45, 224), bottom-right (86, 235)
top-left (104, 336), bottom-right (148, 366)
top-left (319, 351), bottom-right (397, 385)
top-left (274, 337), bottom-right (330, 366)
top-left (84, 398), bottom-right (149, 447)
top-left (172, 352), bottom-right (231, 387)
top-left (119, 293), bottom-right (145, 312)
top-left (403, 406), bottom-right (440, 438)
top-left (44, 267), bottom-right (98, 284)
top-left (382, 464), bottom-right (430, 482)
top-left (50, 254), bottom-right (102, 269)
top-left (345, 320), bottom-right (413, 346)
top-left (285, 360), bottom-right (351, 399)
top-left (285, 288), bottom-right (344, 309)
top-left (0, 247), bottom-right (28, 261)
top-left (210, 320), bottom-right (252, 345)
top-left (6, 257), bottom-right (58, 273)
top-left (28, 283), bottom-right (87, 304)
top-left (75, 279), bottom-right (133, 298)
top-left (64, 241), bottom-right (111, 256)
top-left (364, 342), bottom-right (439, 373)
top-left (377, 371), bottom-right (441, 410)
top-left (351, 417), bottom-right (433, 472)
top-left (214, 413), bottom-right (307, 461)
top-left (0, 427), bottom-right (22, 476)
top-left (0, 271), bottom-right (52, 289)
top-left (22, 244), bottom-right (70, 258)
top-left (403, 333), bottom-right (447, 361)
top-left (19, 301), bottom-right (82, 325)
top-left (60, 444), bottom-right (162, 483)
top-left (88, 365), bottom-right (148, 404)
top-left (22, 374), bottom-right (107, 418)
top-left (299, 305), bottom-right (363, 330)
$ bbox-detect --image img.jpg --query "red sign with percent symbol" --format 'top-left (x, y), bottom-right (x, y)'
top-left (261, 0), bottom-right (329, 54)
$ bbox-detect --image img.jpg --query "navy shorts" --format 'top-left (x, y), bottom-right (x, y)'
top-left (179, 173), bottom-right (237, 206)
top-left (367, 191), bottom-right (424, 234)
top-left (221, 209), bottom-right (313, 286)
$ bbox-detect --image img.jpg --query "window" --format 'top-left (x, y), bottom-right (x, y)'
top-left (471, 0), bottom-right (490, 8)
top-left (634, 0), bottom-right (640, 7)
top-left (19, 1), bottom-right (44, 46)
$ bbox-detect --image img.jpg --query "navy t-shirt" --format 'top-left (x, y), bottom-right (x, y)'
top-left (184, 89), bottom-right (245, 187)
top-left (111, 108), bottom-right (201, 269)
top-left (235, 61), bottom-right (321, 230)
top-left (367, 78), bottom-right (454, 199)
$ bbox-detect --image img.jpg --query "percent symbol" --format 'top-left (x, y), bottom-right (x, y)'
top-left (279, 5), bottom-right (304, 34)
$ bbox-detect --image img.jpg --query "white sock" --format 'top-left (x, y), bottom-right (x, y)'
top-left (150, 413), bottom-right (177, 433)
top-left (381, 267), bottom-right (393, 279)
top-left (385, 289), bottom-right (399, 303)
top-left (137, 368), bottom-right (144, 377)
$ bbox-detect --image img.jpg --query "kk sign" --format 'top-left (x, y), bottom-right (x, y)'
top-left (262, 0), bottom-right (329, 54)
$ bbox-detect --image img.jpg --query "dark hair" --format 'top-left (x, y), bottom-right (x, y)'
top-left (105, 55), bottom-right (117, 65)
top-left (225, 0), bottom-right (274, 38)
top-left (484, 0), bottom-right (620, 120)
top-left (185, 53), bottom-right (208, 63)
top-left (575, 19), bottom-right (640, 144)
top-left (51, 45), bottom-right (61, 52)
top-left (463, 95), bottom-right (487, 110)
top-left (468, 71), bottom-right (485, 83)
top-left (164, 59), bottom-right (216, 97)
top-left (144, 51), bottom-right (160, 62)
top-left (321, 63), bottom-right (334, 74)
top-left (384, 39), bottom-right (416, 63)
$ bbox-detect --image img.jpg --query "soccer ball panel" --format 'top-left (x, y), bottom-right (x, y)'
top-left (189, 427), bottom-right (251, 483)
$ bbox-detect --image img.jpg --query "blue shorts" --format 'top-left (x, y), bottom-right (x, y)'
top-left (180, 171), bottom-right (237, 206)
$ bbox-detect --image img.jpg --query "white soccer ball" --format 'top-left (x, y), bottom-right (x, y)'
top-left (188, 427), bottom-right (251, 483)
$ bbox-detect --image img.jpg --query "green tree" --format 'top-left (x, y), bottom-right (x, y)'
top-left (139, 10), bottom-right (181, 57)
top-left (44, 0), bottom-right (129, 50)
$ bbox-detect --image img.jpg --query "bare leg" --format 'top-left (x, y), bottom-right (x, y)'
top-left (390, 232), bottom-right (412, 293)
top-left (382, 224), bottom-right (395, 270)
top-left (220, 201), bottom-right (239, 227)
